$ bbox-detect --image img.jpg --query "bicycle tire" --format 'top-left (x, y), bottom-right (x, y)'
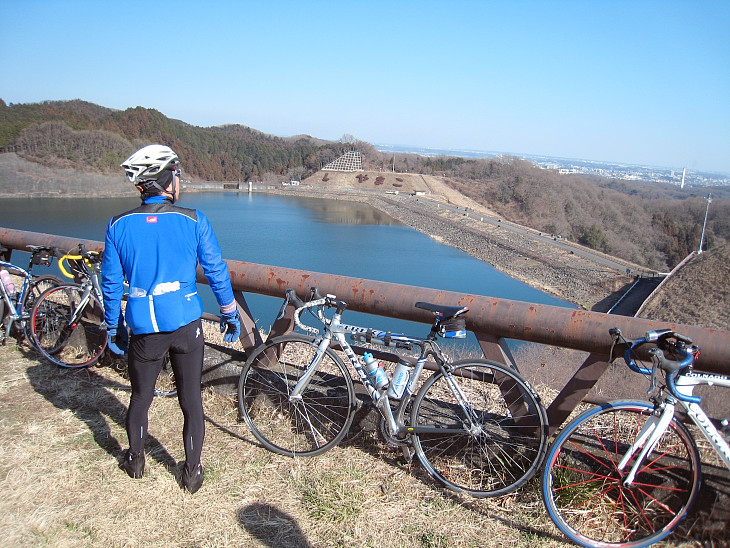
top-left (21, 274), bottom-right (63, 343)
top-left (30, 284), bottom-right (107, 368)
top-left (410, 358), bottom-right (548, 497)
top-left (542, 400), bottom-right (701, 548)
top-left (238, 333), bottom-right (356, 457)
top-left (0, 298), bottom-right (5, 341)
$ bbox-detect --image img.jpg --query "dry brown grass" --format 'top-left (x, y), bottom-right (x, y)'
top-left (638, 244), bottom-right (730, 332)
top-left (0, 335), bottom-right (574, 548)
top-left (1, 325), bottom-right (727, 547)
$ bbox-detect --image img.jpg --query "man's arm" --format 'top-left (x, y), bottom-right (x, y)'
top-left (101, 224), bottom-right (125, 327)
top-left (195, 211), bottom-right (235, 310)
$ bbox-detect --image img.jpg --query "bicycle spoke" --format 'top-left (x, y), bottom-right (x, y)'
top-left (412, 360), bottom-right (547, 497)
top-left (31, 285), bottom-right (106, 368)
top-left (542, 402), bottom-right (701, 547)
top-left (238, 335), bottom-right (355, 457)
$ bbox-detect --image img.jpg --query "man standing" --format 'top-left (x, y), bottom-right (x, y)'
top-left (102, 144), bottom-right (241, 493)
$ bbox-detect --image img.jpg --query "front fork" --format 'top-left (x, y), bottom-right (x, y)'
top-left (619, 402), bottom-right (675, 486)
top-left (67, 285), bottom-right (93, 329)
top-left (289, 334), bottom-right (332, 401)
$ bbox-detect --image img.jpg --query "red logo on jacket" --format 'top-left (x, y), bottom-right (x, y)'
top-left (147, 216), bottom-right (158, 223)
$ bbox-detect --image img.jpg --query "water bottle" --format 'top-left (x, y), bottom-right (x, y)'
top-left (387, 358), bottom-right (413, 399)
top-left (363, 352), bottom-right (389, 390)
top-left (0, 269), bottom-right (15, 298)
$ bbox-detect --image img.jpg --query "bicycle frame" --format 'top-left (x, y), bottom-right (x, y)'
top-left (56, 252), bottom-right (105, 325)
top-left (289, 304), bottom-right (475, 440)
top-left (0, 261), bottom-right (33, 323)
top-left (620, 371), bottom-right (730, 486)
top-left (66, 274), bottom-right (104, 327)
top-left (0, 246), bottom-right (63, 346)
top-left (0, 258), bottom-right (56, 333)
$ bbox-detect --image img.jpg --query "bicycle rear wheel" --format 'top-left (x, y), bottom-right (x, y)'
top-left (238, 333), bottom-right (356, 457)
top-left (542, 401), bottom-right (701, 548)
top-left (411, 359), bottom-right (548, 497)
top-left (30, 284), bottom-right (107, 368)
top-left (21, 274), bottom-right (62, 344)
top-left (154, 355), bottom-right (177, 397)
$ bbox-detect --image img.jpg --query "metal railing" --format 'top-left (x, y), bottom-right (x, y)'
top-left (3, 226), bottom-right (728, 431)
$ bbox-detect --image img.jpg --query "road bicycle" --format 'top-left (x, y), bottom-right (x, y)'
top-left (29, 245), bottom-right (108, 368)
top-left (0, 245), bottom-right (63, 346)
top-left (28, 245), bottom-right (177, 396)
top-left (542, 327), bottom-right (730, 547)
top-left (238, 287), bottom-right (549, 498)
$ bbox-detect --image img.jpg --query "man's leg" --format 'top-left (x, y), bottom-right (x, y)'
top-left (124, 332), bottom-right (168, 477)
top-left (168, 319), bottom-right (206, 492)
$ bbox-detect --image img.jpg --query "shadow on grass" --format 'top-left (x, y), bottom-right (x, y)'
top-left (238, 502), bottom-right (313, 548)
top-left (24, 355), bottom-right (178, 476)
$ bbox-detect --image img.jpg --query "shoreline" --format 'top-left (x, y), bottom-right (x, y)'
top-left (0, 151), bottom-right (631, 310)
top-left (261, 185), bottom-right (632, 311)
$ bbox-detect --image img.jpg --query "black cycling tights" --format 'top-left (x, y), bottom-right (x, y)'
top-left (126, 319), bottom-right (206, 466)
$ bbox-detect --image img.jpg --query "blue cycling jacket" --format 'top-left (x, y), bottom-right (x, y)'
top-left (102, 196), bottom-right (235, 335)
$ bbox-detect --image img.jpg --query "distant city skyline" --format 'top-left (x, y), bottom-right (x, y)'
top-left (375, 143), bottom-right (729, 175)
top-left (1, 1), bottom-right (728, 174)
top-left (375, 143), bottom-right (730, 186)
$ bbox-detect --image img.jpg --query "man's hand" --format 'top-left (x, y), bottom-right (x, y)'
top-left (220, 310), bottom-right (241, 343)
top-left (106, 326), bottom-right (129, 355)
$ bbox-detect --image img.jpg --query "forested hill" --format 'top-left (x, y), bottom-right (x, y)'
top-left (436, 158), bottom-right (730, 271)
top-left (0, 99), bottom-right (361, 182)
top-left (1, 99), bottom-right (728, 271)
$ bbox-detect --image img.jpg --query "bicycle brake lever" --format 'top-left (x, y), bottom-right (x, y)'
top-left (672, 332), bottom-right (694, 346)
top-left (649, 360), bottom-right (661, 396)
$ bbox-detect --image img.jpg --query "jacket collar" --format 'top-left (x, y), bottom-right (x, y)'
top-left (143, 195), bottom-right (172, 205)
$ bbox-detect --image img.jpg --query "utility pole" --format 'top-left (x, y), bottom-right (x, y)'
top-left (698, 193), bottom-right (712, 254)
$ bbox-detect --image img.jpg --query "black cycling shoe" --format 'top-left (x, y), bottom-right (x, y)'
top-left (182, 462), bottom-right (204, 494)
top-left (121, 449), bottom-right (145, 479)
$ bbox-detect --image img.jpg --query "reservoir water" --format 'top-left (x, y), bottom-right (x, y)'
top-left (0, 192), bottom-right (574, 343)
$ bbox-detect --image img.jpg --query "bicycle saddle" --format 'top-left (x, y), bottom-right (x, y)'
top-left (415, 302), bottom-right (468, 318)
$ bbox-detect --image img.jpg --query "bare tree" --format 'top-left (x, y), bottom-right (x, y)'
top-left (287, 166), bottom-right (305, 182)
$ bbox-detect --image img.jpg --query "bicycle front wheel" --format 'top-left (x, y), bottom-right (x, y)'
top-left (542, 401), bottom-right (701, 548)
top-left (238, 333), bottom-right (356, 457)
top-left (411, 359), bottom-right (548, 497)
top-left (30, 284), bottom-right (107, 368)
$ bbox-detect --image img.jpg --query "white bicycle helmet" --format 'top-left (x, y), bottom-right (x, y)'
top-left (121, 144), bottom-right (180, 184)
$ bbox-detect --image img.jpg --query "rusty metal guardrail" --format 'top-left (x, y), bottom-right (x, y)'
top-left (3, 227), bottom-right (729, 431)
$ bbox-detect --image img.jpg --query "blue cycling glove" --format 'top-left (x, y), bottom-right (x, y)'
top-left (106, 326), bottom-right (129, 355)
top-left (220, 310), bottom-right (241, 343)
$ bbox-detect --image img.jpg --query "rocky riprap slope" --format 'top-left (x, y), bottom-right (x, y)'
top-left (274, 183), bottom-right (631, 310)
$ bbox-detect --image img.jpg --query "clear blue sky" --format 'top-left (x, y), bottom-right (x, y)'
top-left (2, 1), bottom-right (729, 174)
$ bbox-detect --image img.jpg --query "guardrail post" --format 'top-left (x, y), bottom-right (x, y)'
top-left (546, 352), bottom-right (610, 434)
top-left (476, 333), bottom-right (518, 370)
top-left (266, 298), bottom-right (297, 340)
top-left (234, 291), bottom-right (263, 353)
